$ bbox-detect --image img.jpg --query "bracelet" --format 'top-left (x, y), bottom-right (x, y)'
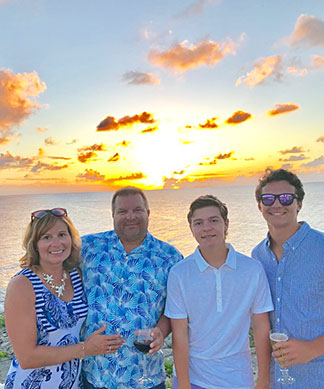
top-left (80, 341), bottom-right (85, 361)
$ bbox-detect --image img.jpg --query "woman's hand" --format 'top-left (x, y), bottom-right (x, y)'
top-left (84, 325), bottom-right (124, 356)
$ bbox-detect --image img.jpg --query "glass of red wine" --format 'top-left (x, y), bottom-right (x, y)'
top-left (133, 329), bottom-right (154, 385)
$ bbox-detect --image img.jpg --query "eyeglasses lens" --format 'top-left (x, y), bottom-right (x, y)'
top-left (261, 194), bottom-right (295, 206)
top-left (31, 208), bottom-right (67, 220)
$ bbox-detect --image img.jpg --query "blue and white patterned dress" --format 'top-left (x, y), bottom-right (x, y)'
top-left (5, 268), bottom-right (88, 389)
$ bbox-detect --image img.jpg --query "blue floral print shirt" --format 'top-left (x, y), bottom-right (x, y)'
top-left (81, 230), bottom-right (182, 389)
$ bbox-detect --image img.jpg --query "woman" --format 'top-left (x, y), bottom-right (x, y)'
top-left (4, 208), bottom-right (124, 388)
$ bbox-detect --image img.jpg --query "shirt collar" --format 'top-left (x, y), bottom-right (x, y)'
top-left (111, 230), bottom-right (152, 253)
top-left (265, 221), bottom-right (310, 250)
top-left (194, 243), bottom-right (237, 272)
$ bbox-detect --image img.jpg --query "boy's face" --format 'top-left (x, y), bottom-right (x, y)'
top-left (190, 206), bottom-right (228, 249)
top-left (258, 180), bottom-right (302, 230)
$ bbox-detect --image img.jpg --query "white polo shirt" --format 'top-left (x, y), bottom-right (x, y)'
top-left (165, 244), bottom-right (273, 389)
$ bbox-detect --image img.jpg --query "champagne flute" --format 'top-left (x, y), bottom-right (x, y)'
top-left (133, 329), bottom-right (154, 385)
top-left (270, 329), bottom-right (295, 385)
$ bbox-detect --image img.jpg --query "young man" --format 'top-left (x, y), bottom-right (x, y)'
top-left (81, 187), bottom-right (183, 389)
top-left (252, 169), bottom-right (324, 388)
top-left (165, 195), bottom-right (273, 389)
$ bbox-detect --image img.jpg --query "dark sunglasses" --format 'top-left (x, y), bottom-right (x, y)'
top-left (31, 208), bottom-right (67, 221)
top-left (259, 193), bottom-right (298, 206)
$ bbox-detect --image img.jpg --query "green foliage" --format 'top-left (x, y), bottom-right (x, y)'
top-left (166, 380), bottom-right (172, 389)
top-left (0, 350), bottom-right (7, 358)
top-left (249, 326), bottom-right (255, 348)
top-left (0, 314), bottom-right (5, 329)
top-left (164, 360), bottom-right (173, 376)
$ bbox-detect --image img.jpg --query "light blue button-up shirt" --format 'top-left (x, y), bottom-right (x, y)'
top-left (81, 230), bottom-right (182, 389)
top-left (252, 221), bottom-right (324, 388)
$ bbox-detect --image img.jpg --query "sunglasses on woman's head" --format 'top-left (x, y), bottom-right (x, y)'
top-left (31, 208), bottom-right (67, 221)
top-left (259, 193), bottom-right (298, 206)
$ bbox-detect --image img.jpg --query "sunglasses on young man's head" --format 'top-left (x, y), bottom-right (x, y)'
top-left (31, 208), bottom-right (67, 221)
top-left (259, 193), bottom-right (298, 206)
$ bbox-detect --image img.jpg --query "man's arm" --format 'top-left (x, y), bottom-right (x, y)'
top-left (272, 334), bottom-right (324, 367)
top-left (149, 314), bottom-right (171, 354)
top-left (171, 318), bottom-right (191, 389)
top-left (252, 312), bottom-right (271, 389)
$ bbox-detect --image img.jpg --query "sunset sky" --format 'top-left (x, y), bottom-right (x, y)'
top-left (1, 0), bottom-right (324, 195)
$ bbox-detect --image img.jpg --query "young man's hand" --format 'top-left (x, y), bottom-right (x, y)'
top-left (272, 338), bottom-right (317, 367)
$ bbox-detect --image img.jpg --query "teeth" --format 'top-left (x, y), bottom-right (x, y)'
top-left (50, 250), bottom-right (64, 254)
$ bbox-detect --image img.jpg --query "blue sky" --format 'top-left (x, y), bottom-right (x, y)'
top-left (0, 0), bottom-right (324, 194)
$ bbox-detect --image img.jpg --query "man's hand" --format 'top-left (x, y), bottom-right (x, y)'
top-left (272, 338), bottom-right (316, 367)
top-left (148, 327), bottom-right (164, 354)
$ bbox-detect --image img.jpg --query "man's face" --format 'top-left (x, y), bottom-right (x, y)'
top-left (113, 194), bottom-right (150, 244)
top-left (258, 180), bottom-right (302, 229)
top-left (190, 206), bottom-right (228, 249)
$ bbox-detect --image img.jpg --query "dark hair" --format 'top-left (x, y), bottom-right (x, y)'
top-left (187, 195), bottom-right (228, 224)
top-left (111, 187), bottom-right (149, 214)
top-left (20, 213), bottom-right (81, 271)
top-left (255, 168), bottom-right (305, 202)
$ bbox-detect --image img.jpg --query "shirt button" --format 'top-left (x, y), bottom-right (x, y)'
top-left (277, 298), bottom-right (280, 302)
top-left (120, 278), bottom-right (124, 282)
top-left (277, 318), bottom-right (280, 323)
top-left (277, 277), bottom-right (281, 281)
top-left (116, 328), bottom-right (120, 332)
top-left (118, 302), bottom-right (121, 306)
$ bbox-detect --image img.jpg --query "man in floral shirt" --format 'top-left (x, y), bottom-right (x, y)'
top-left (81, 187), bottom-right (182, 389)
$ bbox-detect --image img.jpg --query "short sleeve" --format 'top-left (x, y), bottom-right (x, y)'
top-left (164, 267), bottom-right (188, 319)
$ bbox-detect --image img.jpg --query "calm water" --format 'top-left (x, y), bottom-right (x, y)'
top-left (1, 183), bottom-right (324, 310)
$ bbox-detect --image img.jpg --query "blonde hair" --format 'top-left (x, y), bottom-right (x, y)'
top-left (20, 213), bottom-right (81, 271)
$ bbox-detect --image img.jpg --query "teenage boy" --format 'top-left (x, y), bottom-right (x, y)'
top-left (165, 195), bottom-right (273, 389)
top-left (252, 169), bottom-right (324, 388)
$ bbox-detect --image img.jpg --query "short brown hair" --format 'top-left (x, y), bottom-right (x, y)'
top-left (111, 187), bottom-right (149, 214)
top-left (255, 168), bottom-right (305, 202)
top-left (187, 195), bottom-right (228, 224)
top-left (20, 213), bottom-right (81, 271)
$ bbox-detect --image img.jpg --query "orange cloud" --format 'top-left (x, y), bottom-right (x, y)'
top-left (141, 126), bottom-right (158, 133)
top-left (286, 66), bottom-right (307, 76)
top-left (36, 126), bottom-right (48, 132)
top-left (0, 135), bottom-right (12, 146)
top-left (268, 103), bottom-right (300, 116)
top-left (148, 39), bottom-right (236, 73)
top-left (78, 151), bottom-right (98, 163)
top-left (106, 172), bottom-right (145, 182)
top-left (173, 169), bottom-right (185, 175)
top-left (107, 152), bottom-right (120, 162)
top-left (47, 156), bottom-right (72, 160)
top-left (121, 71), bottom-right (160, 85)
top-left (316, 136), bottom-right (324, 143)
top-left (0, 70), bottom-right (46, 142)
top-left (199, 117), bottom-right (219, 129)
top-left (117, 140), bottom-right (131, 147)
top-left (287, 14), bottom-right (324, 47)
top-left (279, 146), bottom-right (305, 154)
top-left (225, 110), bottom-right (251, 125)
top-left (97, 112), bottom-right (155, 131)
top-left (78, 143), bottom-right (106, 152)
top-left (198, 151), bottom-right (234, 165)
top-left (312, 55), bottom-right (324, 69)
top-left (236, 55), bottom-right (283, 86)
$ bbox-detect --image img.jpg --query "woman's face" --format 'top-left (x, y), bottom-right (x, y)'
top-left (36, 219), bottom-right (72, 269)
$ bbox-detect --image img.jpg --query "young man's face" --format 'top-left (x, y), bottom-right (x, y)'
top-left (258, 180), bottom-right (302, 229)
top-left (190, 206), bottom-right (228, 249)
top-left (113, 194), bottom-right (150, 244)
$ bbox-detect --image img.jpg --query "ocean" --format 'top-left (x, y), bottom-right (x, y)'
top-left (1, 183), bottom-right (324, 310)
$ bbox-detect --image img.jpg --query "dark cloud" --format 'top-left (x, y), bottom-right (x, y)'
top-left (116, 140), bottom-right (131, 147)
top-left (198, 151), bottom-right (234, 165)
top-left (302, 156), bottom-right (324, 167)
top-left (78, 151), bottom-right (98, 163)
top-left (268, 103), bottom-right (300, 116)
top-left (279, 146), bottom-right (305, 154)
top-left (76, 169), bottom-right (105, 182)
top-left (279, 154), bottom-right (307, 162)
top-left (141, 126), bottom-right (158, 133)
top-left (97, 112), bottom-right (155, 132)
top-left (31, 162), bottom-right (69, 173)
top-left (107, 152), bottom-right (120, 162)
top-left (0, 151), bottom-right (34, 169)
top-left (199, 117), bottom-right (219, 129)
top-left (225, 110), bottom-right (251, 125)
top-left (121, 71), bottom-right (160, 85)
top-left (78, 143), bottom-right (106, 152)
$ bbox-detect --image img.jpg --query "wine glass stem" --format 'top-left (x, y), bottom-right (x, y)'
top-left (143, 355), bottom-right (148, 379)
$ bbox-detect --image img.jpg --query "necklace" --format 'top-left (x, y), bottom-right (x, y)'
top-left (43, 270), bottom-right (67, 297)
